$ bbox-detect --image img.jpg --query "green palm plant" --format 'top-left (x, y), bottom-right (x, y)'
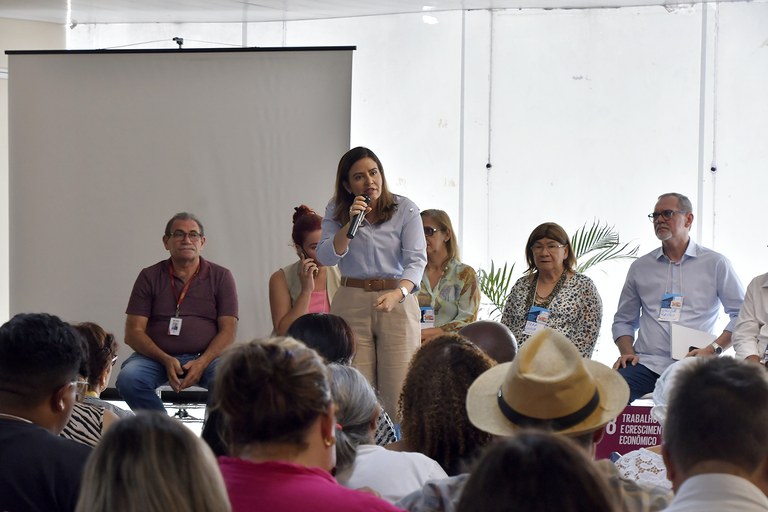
top-left (477, 220), bottom-right (638, 319)
top-left (571, 220), bottom-right (639, 273)
top-left (477, 261), bottom-right (516, 319)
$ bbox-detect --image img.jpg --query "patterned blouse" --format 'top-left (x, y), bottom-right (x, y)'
top-left (418, 259), bottom-right (480, 333)
top-left (60, 401), bottom-right (104, 447)
top-left (500, 272), bottom-right (602, 358)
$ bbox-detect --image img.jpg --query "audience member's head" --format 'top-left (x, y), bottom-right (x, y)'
top-left (327, 363), bottom-right (380, 472)
top-left (75, 412), bottom-right (230, 512)
top-left (456, 432), bottom-right (616, 512)
top-left (0, 313), bottom-right (84, 433)
top-left (286, 313), bottom-right (356, 365)
top-left (662, 357), bottom-right (768, 492)
top-left (466, 328), bottom-right (628, 452)
top-left (399, 333), bottom-right (496, 475)
top-left (213, 337), bottom-right (336, 470)
top-left (458, 320), bottom-right (518, 363)
top-left (72, 322), bottom-right (118, 394)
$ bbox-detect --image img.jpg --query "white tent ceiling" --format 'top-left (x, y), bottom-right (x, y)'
top-left (0, 0), bottom-right (740, 25)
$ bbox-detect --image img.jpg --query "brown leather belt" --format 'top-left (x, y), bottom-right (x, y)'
top-left (341, 277), bottom-right (400, 291)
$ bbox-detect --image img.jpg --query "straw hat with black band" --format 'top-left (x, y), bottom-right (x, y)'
top-left (466, 328), bottom-right (629, 437)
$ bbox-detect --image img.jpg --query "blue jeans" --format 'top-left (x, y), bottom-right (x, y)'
top-left (116, 352), bottom-right (218, 412)
top-left (617, 363), bottom-right (660, 404)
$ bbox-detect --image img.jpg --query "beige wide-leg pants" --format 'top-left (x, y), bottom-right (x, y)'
top-left (331, 285), bottom-right (421, 423)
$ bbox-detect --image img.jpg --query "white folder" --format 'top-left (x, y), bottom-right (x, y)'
top-left (670, 323), bottom-right (717, 360)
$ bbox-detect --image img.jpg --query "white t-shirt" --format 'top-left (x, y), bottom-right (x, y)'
top-left (335, 444), bottom-right (448, 503)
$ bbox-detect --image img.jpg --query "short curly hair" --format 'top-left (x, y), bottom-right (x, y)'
top-left (399, 333), bottom-right (495, 475)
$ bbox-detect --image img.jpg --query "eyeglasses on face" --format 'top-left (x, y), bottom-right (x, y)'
top-left (423, 227), bottom-right (444, 237)
top-left (168, 230), bottom-right (202, 241)
top-left (648, 210), bottom-right (688, 222)
top-left (531, 243), bottom-right (566, 253)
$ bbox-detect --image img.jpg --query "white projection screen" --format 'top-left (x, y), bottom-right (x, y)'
top-left (8, 47), bottom-right (353, 378)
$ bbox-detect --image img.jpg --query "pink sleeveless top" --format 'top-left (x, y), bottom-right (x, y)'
top-left (308, 290), bottom-right (331, 313)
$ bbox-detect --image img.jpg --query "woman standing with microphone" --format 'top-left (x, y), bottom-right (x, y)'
top-left (317, 147), bottom-right (426, 422)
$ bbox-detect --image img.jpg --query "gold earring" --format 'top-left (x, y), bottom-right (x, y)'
top-left (323, 437), bottom-right (335, 448)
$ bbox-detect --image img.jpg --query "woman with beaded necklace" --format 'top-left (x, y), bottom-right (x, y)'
top-left (500, 222), bottom-right (602, 358)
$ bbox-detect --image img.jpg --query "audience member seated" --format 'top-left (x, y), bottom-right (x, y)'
top-left (73, 321), bottom-right (134, 418)
top-left (269, 205), bottom-right (341, 335)
top-left (396, 328), bottom-right (672, 512)
top-left (288, 313), bottom-right (397, 446)
top-left (457, 432), bottom-right (616, 512)
top-left (287, 312), bottom-right (356, 365)
top-left (418, 209), bottom-right (480, 343)
top-left (61, 330), bottom-right (120, 447)
top-left (662, 357), bottom-right (768, 511)
top-left (213, 337), bottom-right (403, 512)
top-left (329, 363), bottom-right (447, 501)
top-left (458, 320), bottom-right (518, 363)
top-left (202, 313), bottom-right (393, 457)
top-left (0, 313), bottom-right (92, 512)
top-left (76, 411), bottom-right (230, 512)
top-left (615, 357), bottom-right (703, 490)
top-left (394, 333), bottom-right (495, 475)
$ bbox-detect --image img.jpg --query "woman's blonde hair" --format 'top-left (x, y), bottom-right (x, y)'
top-left (75, 412), bottom-right (231, 512)
top-left (421, 209), bottom-right (460, 262)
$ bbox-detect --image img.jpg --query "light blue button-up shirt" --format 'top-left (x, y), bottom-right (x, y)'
top-left (317, 194), bottom-right (427, 291)
top-left (612, 240), bottom-right (744, 375)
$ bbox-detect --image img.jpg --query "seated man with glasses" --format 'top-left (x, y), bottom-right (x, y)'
top-left (612, 192), bottom-right (744, 402)
top-left (116, 212), bottom-right (239, 411)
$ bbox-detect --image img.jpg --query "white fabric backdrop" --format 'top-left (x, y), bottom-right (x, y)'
top-left (8, 48), bottom-right (353, 370)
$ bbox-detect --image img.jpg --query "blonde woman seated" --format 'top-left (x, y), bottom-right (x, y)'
top-left (418, 209), bottom-right (480, 343)
top-left (329, 363), bottom-right (447, 502)
top-left (214, 337), bottom-right (402, 512)
top-left (76, 412), bottom-right (231, 512)
top-left (269, 205), bottom-right (340, 335)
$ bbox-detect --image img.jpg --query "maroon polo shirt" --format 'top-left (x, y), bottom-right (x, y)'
top-left (126, 257), bottom-right (238, 355)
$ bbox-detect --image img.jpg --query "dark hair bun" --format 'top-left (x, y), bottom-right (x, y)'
top-left (293, 205), bottom-right (316, 224)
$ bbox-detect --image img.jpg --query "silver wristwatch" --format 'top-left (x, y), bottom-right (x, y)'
top-left (709, 341), bottom-right (723, 356)
top-left (398, 286), bottom-right (409, 303)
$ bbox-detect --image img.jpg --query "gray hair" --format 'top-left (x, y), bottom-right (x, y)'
top-left (327, 363), bottom-right (380, 472)
top-left (657, 193), bottom-right (692, 214)
top-left (165, 212), bottom-right (205, 236)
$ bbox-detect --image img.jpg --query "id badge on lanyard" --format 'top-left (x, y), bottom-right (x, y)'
top-left (658, 293), bottom-right (684, 322)
top-left (168, 263), bottom-right (199, 336)
top-left (524, 306), bottom-right (551, 335)
top-left (658, 259), bottom-right (684, 322)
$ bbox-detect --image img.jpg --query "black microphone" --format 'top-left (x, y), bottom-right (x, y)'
top-left (347, 195), bottom-right (371, 239)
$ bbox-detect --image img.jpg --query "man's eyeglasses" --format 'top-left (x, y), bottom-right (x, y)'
top-left (648, 210), bottom-right (688, 222)
top-left (424, 227), bottom-right (444, 237)
top-left (169, 230), bottom-right (202, 241)
top-left (531, 243), bottom-right (566, 253)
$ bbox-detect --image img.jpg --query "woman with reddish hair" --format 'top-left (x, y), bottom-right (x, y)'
top-left (269, 205), bottom-right (341, 335)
